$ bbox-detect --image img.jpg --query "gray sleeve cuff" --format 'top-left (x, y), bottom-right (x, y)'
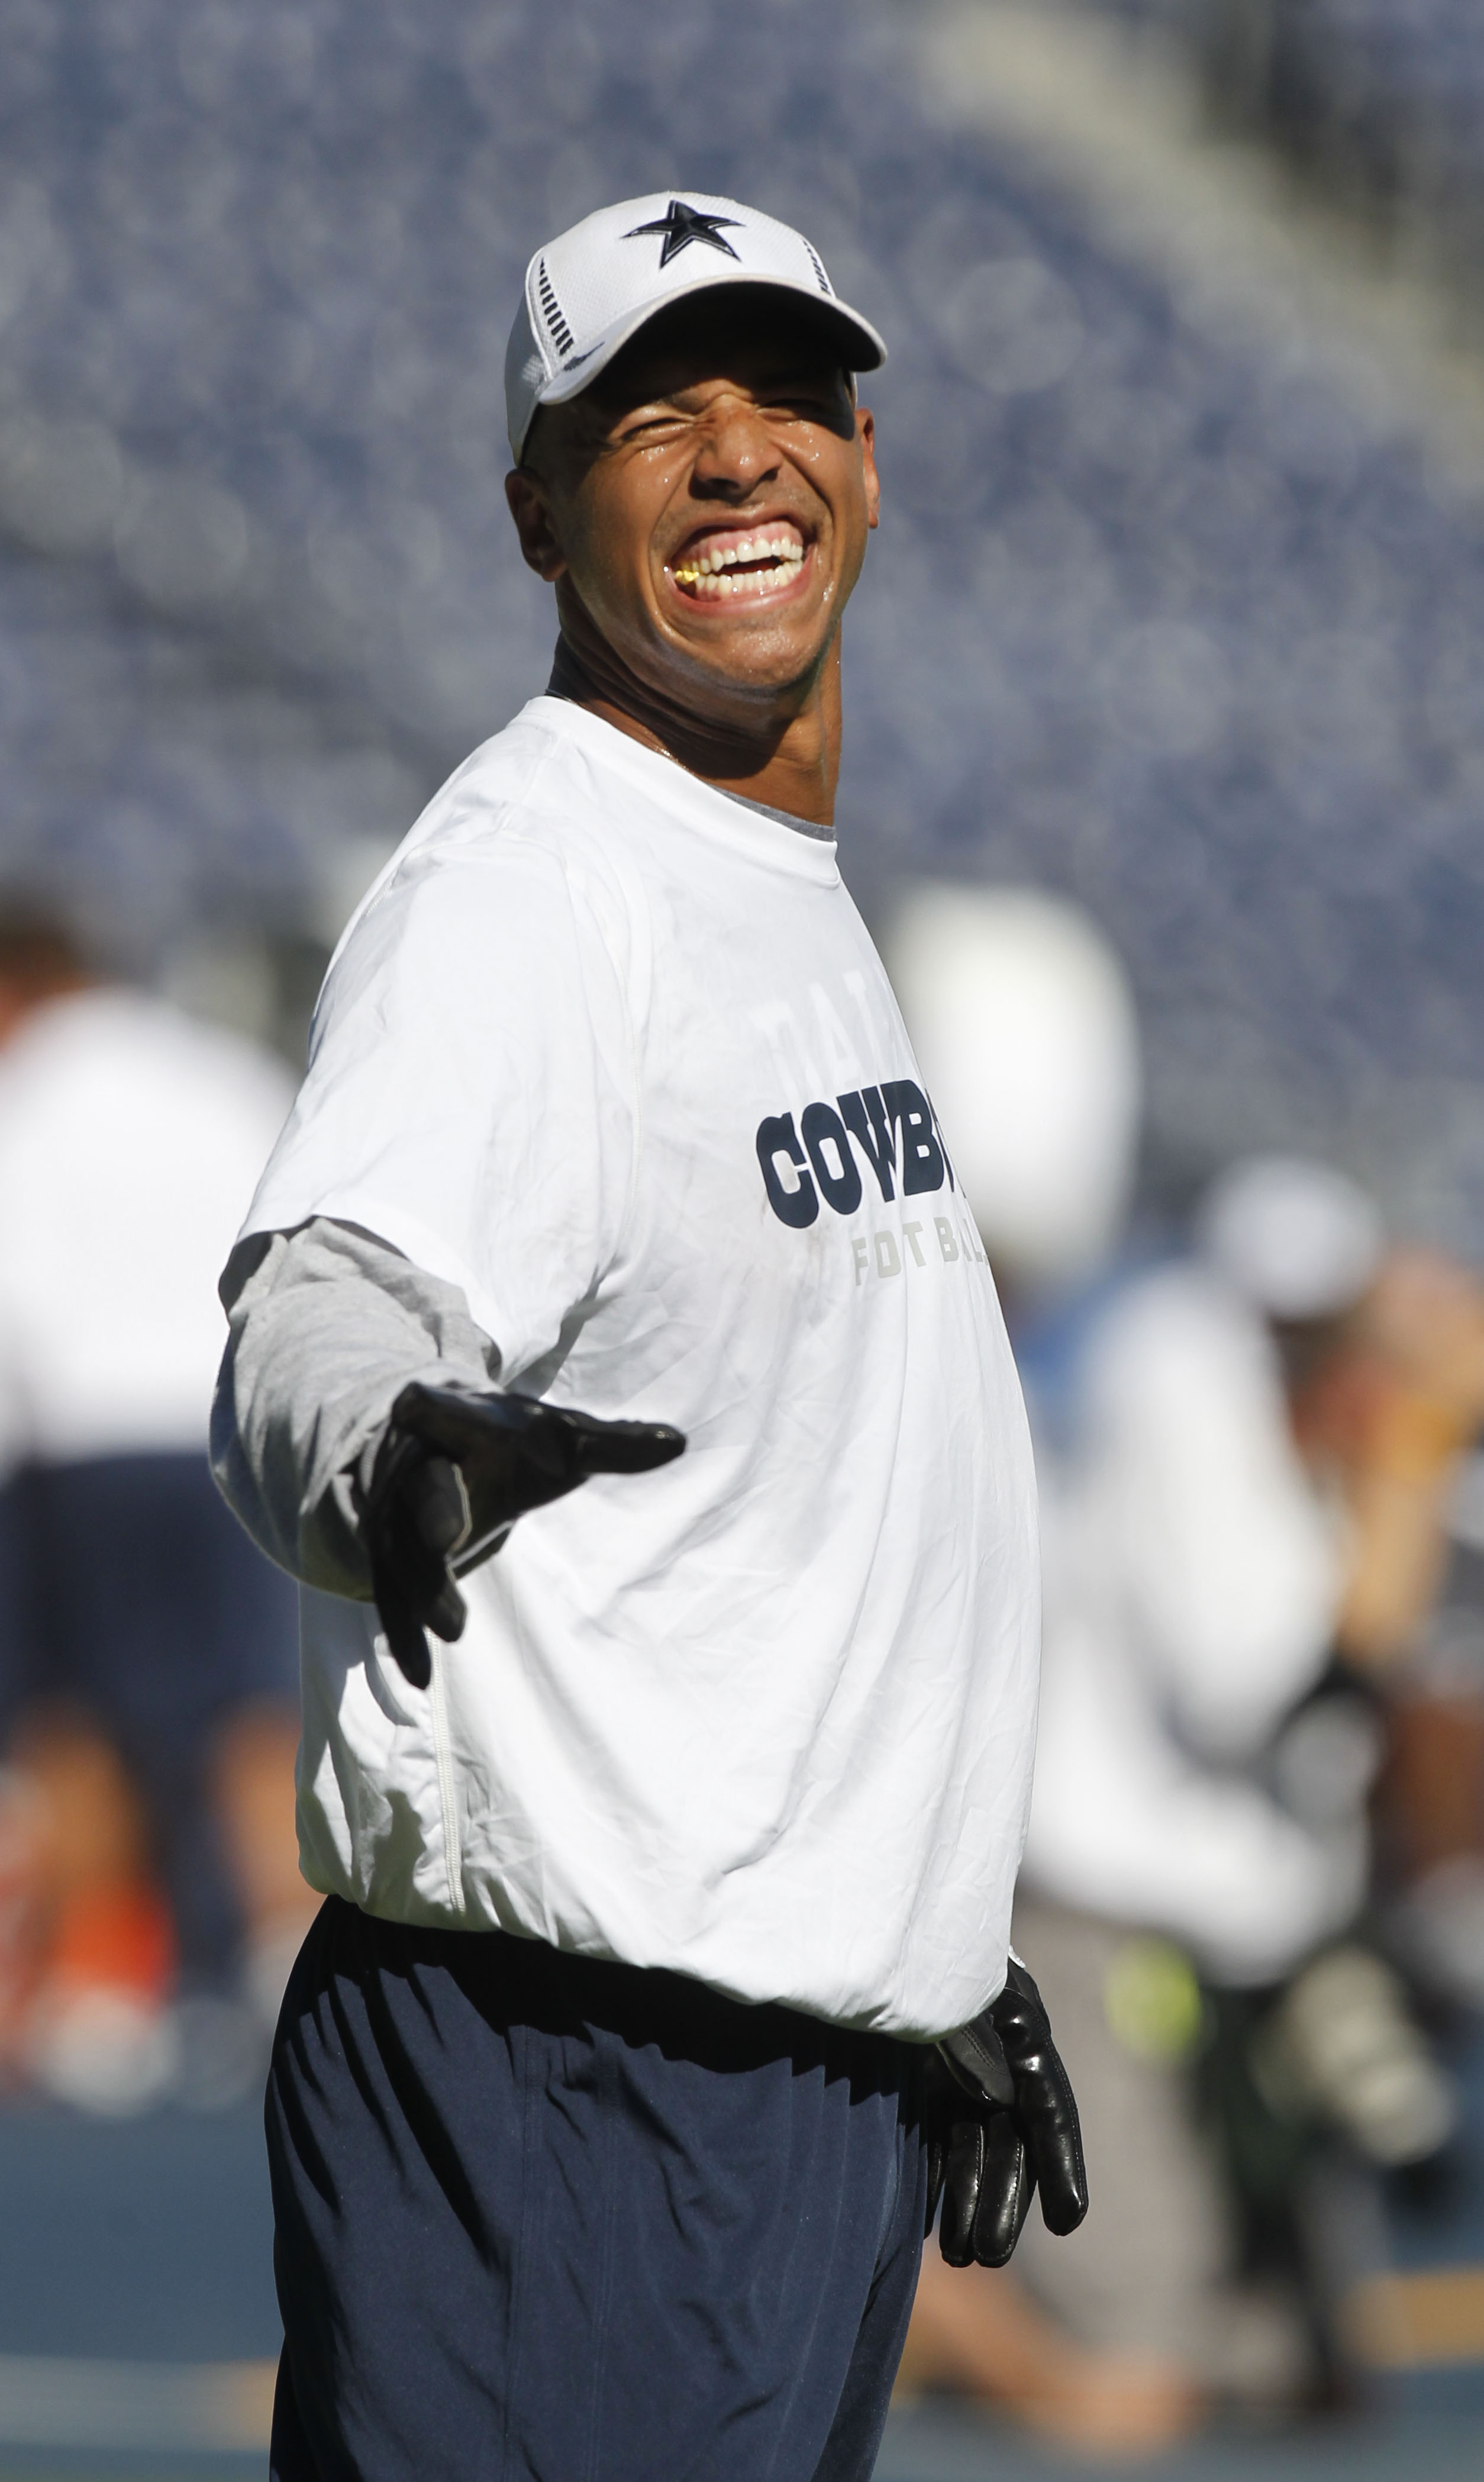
top-left (211, 1216), bottom-right (500, 1597)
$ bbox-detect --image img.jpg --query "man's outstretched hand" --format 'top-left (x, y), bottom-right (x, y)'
top-left (925, 1957), bottom-right (1088, 2267)
top-left (359, 1381), bottom-right (685, 1688)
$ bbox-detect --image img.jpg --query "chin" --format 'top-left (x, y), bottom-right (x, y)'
top-left (678, 622), bottom-right (830, 698)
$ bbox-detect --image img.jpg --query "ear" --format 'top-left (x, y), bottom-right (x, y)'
top-left (857, 407), bottom-right (880, 532)
top-left (504, 468), bottom-right (568, 582)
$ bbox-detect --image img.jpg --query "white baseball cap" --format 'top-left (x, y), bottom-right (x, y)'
top-left (505, 190), bottom-right (887, 462)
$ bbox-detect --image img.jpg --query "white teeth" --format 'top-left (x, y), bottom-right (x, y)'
top-left (672, 531), bottom-right (808, 597)
top-left (689, 530), bottom-right (805, 574)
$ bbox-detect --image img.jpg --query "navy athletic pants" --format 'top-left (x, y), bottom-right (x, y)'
top-left (267, 1898), bottom-right (929, 2482)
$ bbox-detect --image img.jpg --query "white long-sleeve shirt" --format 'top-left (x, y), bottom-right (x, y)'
top-left (213, 697), bottom-right (1042, 2038)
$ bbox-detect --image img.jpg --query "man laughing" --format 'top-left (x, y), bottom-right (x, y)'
top-left (214, 192), bottom-right (1085, 2482)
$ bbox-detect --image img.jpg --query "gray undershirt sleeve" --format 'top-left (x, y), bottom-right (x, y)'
top-left (211, 1216), bottom-right (500, 1599)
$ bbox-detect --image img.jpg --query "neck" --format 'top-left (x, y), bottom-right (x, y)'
top-left (545, 611), bottom-right (841, 829)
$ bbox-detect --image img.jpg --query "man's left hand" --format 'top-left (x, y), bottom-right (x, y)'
top-left (925, 1957), bottom-right (1089, 2266)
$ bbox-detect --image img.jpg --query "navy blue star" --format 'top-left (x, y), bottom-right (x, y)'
top-left (624, 199), bottom-right (742, 269)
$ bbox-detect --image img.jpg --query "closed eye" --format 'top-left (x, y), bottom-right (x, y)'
top-left (612, 410), bottom-right (691, 446)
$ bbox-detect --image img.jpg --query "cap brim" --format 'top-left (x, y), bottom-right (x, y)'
top-left (531, 271), bottom-right (886, 427)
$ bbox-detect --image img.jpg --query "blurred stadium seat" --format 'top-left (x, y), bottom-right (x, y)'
top-left (1209, 1), bottom-right (1484, 252)
top-left (0, 0), bottom-right (1481, 1237)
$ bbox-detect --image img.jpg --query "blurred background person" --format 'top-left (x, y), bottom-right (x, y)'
top-left (1288, 1244), bottom-right (1484, 2015)
top-left (0, 904), bottom-right (314, 2112)
top-left (888, 885), bottom-right (1462, 2445)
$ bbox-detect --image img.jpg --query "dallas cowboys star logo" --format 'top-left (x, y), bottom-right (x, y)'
top-left (624, 199), bottom-right (743, 269)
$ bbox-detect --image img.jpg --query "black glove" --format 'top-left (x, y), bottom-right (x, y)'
top-left (359, 1380), bottom-right (685, 1689)
top-left (924, 1956), bottom-right (1088, 2267)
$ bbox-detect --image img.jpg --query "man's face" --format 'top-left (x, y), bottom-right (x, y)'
top-left (505, 292), bottom-right (879, 723)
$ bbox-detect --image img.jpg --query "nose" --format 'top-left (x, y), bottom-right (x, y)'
top-left (689, 395), bottom-right (780, 502)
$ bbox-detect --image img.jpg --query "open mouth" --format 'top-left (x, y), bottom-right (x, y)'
top-left (669, 520), bottom-right (809, 602)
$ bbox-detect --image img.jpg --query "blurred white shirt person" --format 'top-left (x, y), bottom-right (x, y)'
top-left (889, 888), bottom-right (1383, 2409)
top-left (1024, 1254), bottom-right (1356, 1984)
top-left (0, 906), bottom-right (305, 2110)
top-left (891, 894), bottom-right (1367, 1978)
